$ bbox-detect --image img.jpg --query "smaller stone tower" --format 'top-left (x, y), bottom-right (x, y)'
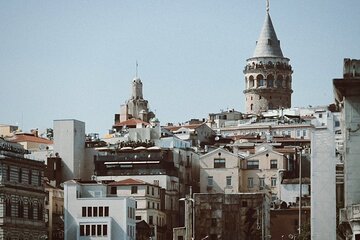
top-left (243, 4), bottom-right (293, 115)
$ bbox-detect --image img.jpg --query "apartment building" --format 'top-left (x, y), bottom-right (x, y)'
top-left (108, 178), bottom-right (166, 240)
top-left (0, 138), bottom-right (47, 239)
top-left (64, 180), bottom-right (136, 240)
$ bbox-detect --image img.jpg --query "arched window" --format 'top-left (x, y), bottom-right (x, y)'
top-left (38, 202), bottom-right (43, 220)
top-left (257, 74), bottom-right (265, 87)
top-left (249, 76), bottom-right (254, 88)
top-left (250, 104), bottom-right (254, 111)
top-left (276, 75), bottom-right (283, 88)
top-left (18, 200), bottom-right (24, 218)
top-left (267, 74), bottom-right (274, 87)
top-left (286, 76), bottom-right (291, 88)
top-left (28, 202), bottom-right (33, 219)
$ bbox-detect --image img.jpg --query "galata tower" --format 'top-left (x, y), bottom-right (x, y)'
top-left (243, 3), bottom-right (293, 114)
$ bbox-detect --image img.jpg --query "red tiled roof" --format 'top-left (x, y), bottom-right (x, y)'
top-left (108, 178), bottom-right (151, 186)
top-left (113, 118), bottom-right (150, 127)
top-left (10, 134), bottom-right (53, 144)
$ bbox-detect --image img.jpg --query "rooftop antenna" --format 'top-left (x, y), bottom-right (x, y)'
top-left (266, 0), bottom-right (270, 13)
top-left (135, 60), bottom-right (139, 78)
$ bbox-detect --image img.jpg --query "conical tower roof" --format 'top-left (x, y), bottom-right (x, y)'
top-left (252, 13), bottom-right (283, 58)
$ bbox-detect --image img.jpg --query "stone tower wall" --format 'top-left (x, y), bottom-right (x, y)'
top-left (243, 58), bottom-right (293, 114)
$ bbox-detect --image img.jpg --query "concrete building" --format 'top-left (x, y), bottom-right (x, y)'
top-left (53, 119), bottom-right (86, 181)
top-left (0, 138), bottom-right (47, 239)
top-left (334, 59), bottom-right (360, 239)
top-left (164, 123), bottom-right (215, 148)
top-left (311, 109), bottom-right (338, 240)
top-left (94, 146), bottom-right (200, 239)
top-left (199, 148), bottom-right (241, 194)
top-left (194, 193), bottom-right (270, 240)
top-left (0, 124), bottom-right (19, 137)
top-left (241, 144), bottom-right (288, 201)
top-left (243, 6), bottom-right (293, 114)
top-left (64, 180), bottom-right (136, 240)
top-left (108, 178), bottom-right (166, 240)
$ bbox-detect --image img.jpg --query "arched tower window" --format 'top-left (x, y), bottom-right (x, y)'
top-left (286, 76), bottom-right (291, 88)
top-left (267, 74), bottom-right (274, 87)
top-left (250, 104), bottom-right (254, 111)
top-left (276, 75), bottom-right (283, 88)
top-left (257, 74), bottom-right (264, 87)
top-left (249, 76), bottom-right (254, 88)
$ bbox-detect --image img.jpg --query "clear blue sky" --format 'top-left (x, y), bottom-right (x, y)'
top-left (1, 0), bottom-right (359, 136)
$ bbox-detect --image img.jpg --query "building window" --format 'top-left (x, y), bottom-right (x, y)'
top-left (28, 202), bottom-right (33, 219)
top-left (7, 166), bottom-right (10, 181)
top-left (136, 216), bottom-right (141, 220)
top-left (93, 207), bottom-right (98, 217)
top-left (247, 160), bottom-right (259, 169)
top-left (207, 176), bottom-right (213, 186)
top-left (149, 216), bottom-right (153, 225)
top-left (91, 225), bottom-right (96, 236)
top-left (88, 207), bottom-right (92, 217)
top-left (248, 178), bottom-right (254, 188)
top-left (131, 186), bottom-right (138, 194)
top-left (97, 225), bottom-right (102, 236)
top-left (214, 158), bottom-right (225, 168)
top-left (18, 200), bottom-right (24, 218)
top-left (99, 207), bottom-right (103, 217)
top-left (111, 187), bottom-right (116, 195)
top-left (6, 198), bottom-right (11, 217)
top-left (147, 186), bottom-right (150, 194)
top-left (29, 170), bottom-right (32, 185)
top-left (80, 225), bottom-right (85, 236)
top-left (319, 113), bottom-right (323, 118)
top-left (18, 168), bottom-right (22, 183)
top-left (335, 121), bottom-right (340, 127)
top-left (259, 178), bottom-right (265, 188)
top-left (104, 207), bottom-right (109, 217)
top-left (242, 201), bottom-right (248, 207)
top-left (270, 160), bottom-right (278, 169)
top-left (303, 130), bottom-right (307, 137)
top-left (152, 187), bottom-right (154, 195)
top-left (82, 207), bottom-right (86, 217)
top-left (226, 176), bottom-right (232, 186)
top-left (296, 130), bottom-right (301, 138)
top-left (103, 225), bottom-right (108, 236)
top-left (38, 203), bottom-right (43, 220)
top-left (271, 178), bottom-right (277, 187)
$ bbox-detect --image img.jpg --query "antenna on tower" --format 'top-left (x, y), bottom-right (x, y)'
top-left (135, 60), bottom-right (139, 78)
top-left (266, 0), bottom-right (270, 13)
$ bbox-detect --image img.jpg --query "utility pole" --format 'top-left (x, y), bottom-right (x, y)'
top-left (298, 148), bottom-right (302, 236)
top-left (180, 186), bottom-right (195, 240)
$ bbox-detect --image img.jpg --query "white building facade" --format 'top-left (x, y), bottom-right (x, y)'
top-left (64, 180), bottom-right (136, 240)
